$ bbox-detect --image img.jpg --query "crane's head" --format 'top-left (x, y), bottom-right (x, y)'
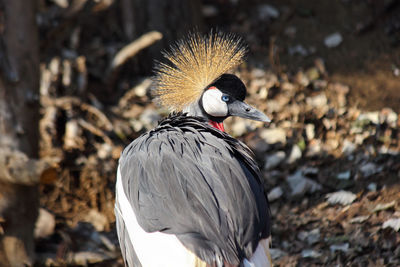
top-left (153, 32), bottom-right (270, 132)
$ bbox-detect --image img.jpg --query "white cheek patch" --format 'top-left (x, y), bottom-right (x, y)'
top-left (202, 89), bottom-right (228, 117)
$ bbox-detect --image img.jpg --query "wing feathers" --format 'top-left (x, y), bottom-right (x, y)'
top-left (118, 114), bottom-right (270, 265)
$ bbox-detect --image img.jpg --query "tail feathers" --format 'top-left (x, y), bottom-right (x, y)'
top-left (243, 238), bottom-right (272, 267)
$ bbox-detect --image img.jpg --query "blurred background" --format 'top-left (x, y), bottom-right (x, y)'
top-left (0, 0), bottom-right (399, 266)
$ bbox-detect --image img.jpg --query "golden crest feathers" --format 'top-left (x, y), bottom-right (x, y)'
top-left (153, 32), bottom-right (247, 111)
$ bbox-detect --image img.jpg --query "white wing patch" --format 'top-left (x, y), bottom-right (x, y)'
top-left (245, 237), bottom-right (272, 267)
top-left (202, 89), bottom-right (228, 117)
top-left (116, 166), bottom-right (198, 267)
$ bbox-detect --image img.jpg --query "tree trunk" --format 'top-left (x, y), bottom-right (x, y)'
top-left (0, 0), bottom-right (40, 266)
top-left (120, 0), bottom-right (203, 73)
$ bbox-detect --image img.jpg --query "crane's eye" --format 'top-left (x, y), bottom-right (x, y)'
top-left (221, 95), bottom-right (230, 102)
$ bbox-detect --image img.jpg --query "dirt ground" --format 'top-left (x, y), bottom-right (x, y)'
top-left (238, 0), bottom-right (400, 113)
top-left (34, 0), bottom-right (400, 266)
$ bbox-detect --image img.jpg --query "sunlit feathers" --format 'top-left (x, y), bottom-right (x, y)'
top-left (153, 32), bottom-right (247, 111)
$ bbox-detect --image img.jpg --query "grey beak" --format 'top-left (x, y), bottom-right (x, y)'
top-left (228, 100), bottom-right (271, 123)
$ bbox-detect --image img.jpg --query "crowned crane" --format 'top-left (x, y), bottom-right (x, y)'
top-left (115, 32), bottom-right (272, 267)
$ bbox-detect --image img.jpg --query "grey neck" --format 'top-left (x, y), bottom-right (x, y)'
top-left (183, 103), bottom-right (207, 118)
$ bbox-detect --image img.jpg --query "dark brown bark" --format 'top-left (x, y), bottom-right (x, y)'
top-left (0, 0), bottom-right (40, 266)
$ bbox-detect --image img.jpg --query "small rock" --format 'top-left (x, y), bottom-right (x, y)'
top-left (297, 231), bottom-right (308, 241)
top-left (294, 71), bottom-right (310, 86)
top-left (288, 44), bottom-right (308, 56)
top-left (305, 124), bottom-right (315, 140)
top-left (367, 182), bottom-right (377, 191)
top-left (379, 108), bottom-right (398, 126)
top-left (258, 87), bottom-right (268, 99)
top-left (301, 249), bottom-right (322, 258)
top-left (251, 68), bottom-right (266, 78)
top-left (97, 143), bottom-right (112, 159)
top-left (342, 140), bottom-right (356, 155)
top-left (357, 112), bottom-right (379, 125)
top-left (306, 93), bottom-right (327, 108)
top-left (280, 82), bottom-right (295, 91)
top-left (322, 118), bottom-right (335, 130)
top-left (250, 78), bottom-right (266, 93)
top-left (379, 146), bottom-right (399, 156)
top-left (382, 218), bottom-right (400, 232)
top-left (359, 162), bottom-right (380, 177)
top-left (336, 171), bottom-right (351, 180)
top-left (84, 209), bottom-right (108, 232)
top-left (326, 190), bottom-right (357, 205)
top-left (302, 167), bottom-right (319, 176)
top-left (231, 120), bottom-right (255, 137)
top-left (130, 120), bottom-right (144, 132)
top-left (287, 170), bottom-right (322, 196)
top-left (312, 79), bottom-right (328, 90)
top-left (307, 228), bottom-right (321, 245)
top-left (324, 32), bottom-right (343, 48)
top-left (286, 145), bottom-right (302, 164)
top-left (247, 138), bottom-right (269, 157)
top-left (259, 128), bottom-right (286, 145)
top-left (264, 151), bottom-right (286, 170)
top-left (270, 248), bottom-right (287, 260)
top-left (306, 140), bottom-right (323, 157)
top-left (298, 228), bottom-right (320, 245)
top-left (34, 208), bottom-right (56, 239)
top-left (231, 120), bottom-right (247, 137)
top-left (263, 170), bottom-right (284, 185)
top-left (305, 67), bottom-right (320, 81)
top-left (267, 186), bottom-right (283, 202)
top-left (258, 4), bottom-right (280, 20)
top-left (330, 243), bottom-right (349, 253)
top-left (325, 137), bottom-right (339, 150)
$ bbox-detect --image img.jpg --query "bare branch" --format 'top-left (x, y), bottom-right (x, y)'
top-left (110, 31), bottom-right (163, 71)
top-left (42, 96), bottom-right (113, 131)
top-left (78, 118), bottom-right (113, 145)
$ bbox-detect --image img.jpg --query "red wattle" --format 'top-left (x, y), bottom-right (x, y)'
top-left (209, 120), bottom-right (225, 132)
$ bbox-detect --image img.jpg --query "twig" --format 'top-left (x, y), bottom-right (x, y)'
top-left (42, 96), bottom-right (113, 131)
top-left (78, 118), bottom-right (113, 145)
top-left (118, 78), bottom-right (153, 108)
top-left (110, 31), bottom-right (163, 71)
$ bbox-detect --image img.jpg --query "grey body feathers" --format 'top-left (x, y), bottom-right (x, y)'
top-left (116, 113), bottom-right (270, 266)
